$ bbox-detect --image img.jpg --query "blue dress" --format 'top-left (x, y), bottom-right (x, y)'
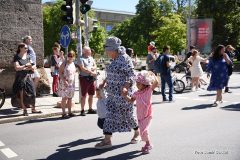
top-left (207, 58), bottom-right (228, 91)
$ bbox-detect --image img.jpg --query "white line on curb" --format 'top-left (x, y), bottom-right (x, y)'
top-left (0, 141), bottom-right (5, 147)
top-left (0, 148), bottom-right (18, 158)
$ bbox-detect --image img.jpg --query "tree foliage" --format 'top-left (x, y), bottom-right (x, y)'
top-left (110, 0), bottom-right (186, 56)
top-left (42, 0), bottom-right (107, 57)
top-left (195, 0), bottom-right (240, 47)
top-left (152, 14), bottom-right (186, 53)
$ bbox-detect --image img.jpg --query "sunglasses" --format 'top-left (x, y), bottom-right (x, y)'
top-left (68, 55), bottom-right (73, 58)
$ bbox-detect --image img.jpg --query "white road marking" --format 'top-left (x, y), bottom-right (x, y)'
top-left (0, 148), bottom-right (18, 158)
top-left (0, 141), bottom-right (5, 147)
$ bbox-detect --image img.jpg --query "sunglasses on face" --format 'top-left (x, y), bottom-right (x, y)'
top-left (68, 55), bottom-right (73, 58)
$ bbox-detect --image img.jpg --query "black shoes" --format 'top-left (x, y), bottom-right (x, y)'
top-left (80, 110), bottom-right (86, 116)
top-left (53, 93), bottom-right (59, 97)
top-left (80, 109), bottom-right (96, 116)
top-left (224, 87), bottom-right (232, 93)
top-left (87, 109), bottom-right (97, 114)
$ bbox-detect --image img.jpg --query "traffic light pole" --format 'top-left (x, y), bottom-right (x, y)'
top-left (76, 0), bottom-right (83, 104)
top-left (84, 13), bottom-right (89, 46)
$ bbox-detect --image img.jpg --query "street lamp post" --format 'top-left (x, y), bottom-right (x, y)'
top-left (76, 0), bottom-right (83, 104)
top-left (187, 0), bottom-right (192, 51)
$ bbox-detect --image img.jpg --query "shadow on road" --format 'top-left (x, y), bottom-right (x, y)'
top-left (182, 104), bottom-right (214, 110)
top-left (229, 86), bottom-right (240, 89)
top-left (37, 138), bottom-right (139, 160)
top-left (92, 150), bottom-right (142, 160)
top-left (198, 93), bottom-right (216, 97)
top-left (15, 116), bottom-right (63, 125)
top-left (0, 108), bottom-right (21, 119)
top-left (221, 103), bottom-right (240, 111)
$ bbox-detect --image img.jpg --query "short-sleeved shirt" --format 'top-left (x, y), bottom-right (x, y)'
top-left (79, 56), bottom-right (95, 76)
top-left (133, 87), bottom-right (153, 121)
top-left (27, 45), bottom-right (36, 65)
top-left (146, 53), bottom-right (159, 71)
top-left (161, 54), bottom-right (171, 76)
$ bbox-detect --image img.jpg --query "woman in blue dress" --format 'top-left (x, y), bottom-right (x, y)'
top-left (207, 45), bottom-right (232, 106)
top-left (95, 37), bottom-right (139, 149)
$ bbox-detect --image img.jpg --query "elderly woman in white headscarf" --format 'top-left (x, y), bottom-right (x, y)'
top-left (95, 37), bottom-right (139, 149)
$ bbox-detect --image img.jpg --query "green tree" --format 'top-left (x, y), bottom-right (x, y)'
top-left (89, 25), bottom-right (107, 55)
top-left (195, 0), bottom-right (240, 47)
top-left (152, 13), bottom-right (186, 54)
top-left (110, 0), bottom-right (186, 55)
top-left (43, 0), bottom-right (106, 57)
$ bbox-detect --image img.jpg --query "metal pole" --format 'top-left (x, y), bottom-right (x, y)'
top-left (76, 0), bottom-right (82, 104)
top-left (187, 0), bottom-right (192, 51)
top-left (84, 13), bottom-right (89, 47)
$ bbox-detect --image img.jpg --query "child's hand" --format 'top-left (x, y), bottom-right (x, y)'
top-left (121, 88), bottom-right (128, 97)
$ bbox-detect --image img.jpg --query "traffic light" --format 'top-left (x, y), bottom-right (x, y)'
top-left (80, 0), bottom-right (91, 14)
top-left (61, 0), bottom-right (73, 24)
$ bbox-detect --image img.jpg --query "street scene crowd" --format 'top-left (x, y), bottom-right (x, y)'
top-left (10, 34), bottom-right (238, 154)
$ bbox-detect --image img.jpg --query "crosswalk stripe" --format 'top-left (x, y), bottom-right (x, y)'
top-left (0, 148), bottom-right (18, 158)
top-left (0, 141), bottom-right (5, 147)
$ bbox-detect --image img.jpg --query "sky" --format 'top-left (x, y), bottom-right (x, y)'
top-left (42, 0), bottom-right (139, 13)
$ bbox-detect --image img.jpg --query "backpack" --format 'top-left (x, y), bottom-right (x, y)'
top-left (154, 55), bottom-right (164, 73)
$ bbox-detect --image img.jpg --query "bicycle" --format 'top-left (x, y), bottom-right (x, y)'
top-left (180, 67), bottom-right (208, 91)
top-left (157, 72), bottom-right (185, 94)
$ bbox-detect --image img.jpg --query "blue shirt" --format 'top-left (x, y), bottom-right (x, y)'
top-left (161, 54), bottom-right (171, 76)
top-left (27, 45), bottom-right (36, 64)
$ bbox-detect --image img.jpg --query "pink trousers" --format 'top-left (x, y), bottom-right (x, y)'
top-left (138, 116), bottom-right (152, 142)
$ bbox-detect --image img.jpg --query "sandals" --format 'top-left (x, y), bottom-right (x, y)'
top-left (95, 140), bottom-right (112, 150)
top-left (61, 114), bottom-right (68, 119)
top-left (130, 138), bottom-right (140, 144)
top-left (141, 145), bottom-right (153, 154)
top-left (23, 110), bottom-right (28, 116)
top-left (211, 102), bottom-right (218, 107)
top-left (68, 113), bottom-right (76, 117)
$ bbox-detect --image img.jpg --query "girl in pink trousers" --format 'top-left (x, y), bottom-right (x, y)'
top-left (122, 70), bottom-right (159, 154)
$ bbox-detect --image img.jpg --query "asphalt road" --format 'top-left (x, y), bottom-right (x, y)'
top-left (0, 73), bottom-right (240, 160)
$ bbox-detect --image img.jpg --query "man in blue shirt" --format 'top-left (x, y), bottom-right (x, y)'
top-left (23, 35), bottom-right (40, 92)
top-left (160, 46), bottom-right (173, 102)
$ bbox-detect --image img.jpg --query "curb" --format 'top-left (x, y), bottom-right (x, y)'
top-left (0, 110), bottom-right (81, 124)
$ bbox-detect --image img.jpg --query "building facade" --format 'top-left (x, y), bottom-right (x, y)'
top-left (93, 8), bottom-right (135, 32)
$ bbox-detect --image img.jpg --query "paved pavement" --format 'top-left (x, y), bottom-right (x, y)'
top-left (0, 73), bottom-right (240, 160)
top-left (0, 68), bottom-right (98, 124)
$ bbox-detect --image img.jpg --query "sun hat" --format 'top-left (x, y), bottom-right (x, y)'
top-left (135, 71), bottom-right (155, 86)
top-left (104, 37), bottom-right (122, 51)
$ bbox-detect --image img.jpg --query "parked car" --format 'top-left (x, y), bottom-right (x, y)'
top-left (134, 58), bottom-right (146, 70)
top-left (97, 58), bottom-right (111, 70)
top-left (44, 58), bottom-right (50, 68)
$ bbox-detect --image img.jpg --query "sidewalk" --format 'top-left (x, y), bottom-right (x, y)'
top-left (0, 68), bottom-right (98, 124)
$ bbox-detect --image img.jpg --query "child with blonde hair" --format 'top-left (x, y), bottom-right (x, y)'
top-left (122, 70), bottom-right (159, 154)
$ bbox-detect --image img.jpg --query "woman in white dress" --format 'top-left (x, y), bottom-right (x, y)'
top-left (58, 51), bottom-right (76, 118)
top-left (187, 50), bottom-right (207, 91)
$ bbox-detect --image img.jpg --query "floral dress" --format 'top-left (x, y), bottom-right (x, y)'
top-left (207, 57), bottom-right (228, 91)
top-left (58, 62), bottom-right (76, 98)
top-left (103, 51), bottom-right (138, 133)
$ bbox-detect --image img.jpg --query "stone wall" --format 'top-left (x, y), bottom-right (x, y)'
top-left (0, 0), bottom-right (44, 68)
top-left (0, 0), bottom-right (44, 94)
